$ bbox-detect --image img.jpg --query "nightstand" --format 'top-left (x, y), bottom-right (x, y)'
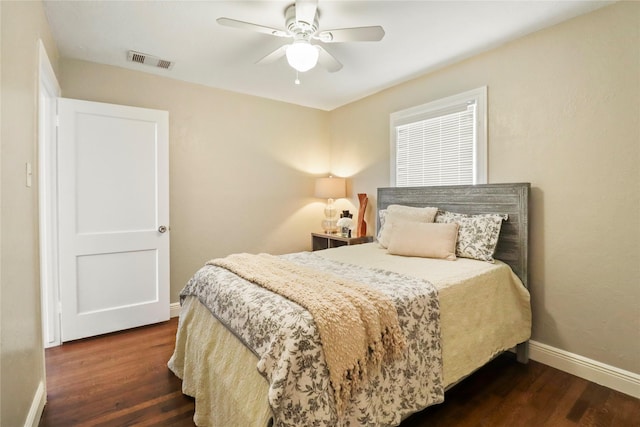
top-left (311, 232), bottom-right (373, 251)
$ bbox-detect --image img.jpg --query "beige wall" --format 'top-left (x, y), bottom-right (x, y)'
top-left (60, 60), bottom-right (331, 301)
top-left (0, 1), bottom-right (60, 425)
top-left (329, 2), bottom-right (640, 374)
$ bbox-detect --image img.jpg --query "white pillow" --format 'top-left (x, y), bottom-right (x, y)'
top-left (377, 205), bottom-right (438, 248)
top-left (387, 222), bottom-right (459, 260)
top-left (387, 204), bottom-right (438, 222)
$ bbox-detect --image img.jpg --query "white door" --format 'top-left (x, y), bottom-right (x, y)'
top-left (58, 98), bottom-right (169, 342)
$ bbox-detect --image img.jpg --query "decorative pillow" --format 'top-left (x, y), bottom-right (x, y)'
top-left (387, 204), bottom-right (438, 222)
top-left (387, 222), bottom-right (459, 260)
top-left (377, 209), bottom-right (388, 242)
top-left (377, 205), bottom-right (438, 248)
top-left (435, 210), bottom-right (508, 262)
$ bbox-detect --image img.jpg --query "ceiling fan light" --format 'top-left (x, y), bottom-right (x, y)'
top-left (286, 41), bottom-right (319, 72)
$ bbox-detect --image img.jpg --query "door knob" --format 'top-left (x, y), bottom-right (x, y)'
top-left (158, 225), bottom-right (168, 233)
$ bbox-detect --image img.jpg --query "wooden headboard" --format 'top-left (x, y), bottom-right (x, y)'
top-left (377, 183), bottom-right (530, 288)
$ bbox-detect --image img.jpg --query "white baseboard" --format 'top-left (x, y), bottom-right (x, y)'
top-left (529, 340), bottom-right (640, 399)
top-left (24, 380), bottom-right (46, 427)
top-left (170, 302), bottom-right (181, 318)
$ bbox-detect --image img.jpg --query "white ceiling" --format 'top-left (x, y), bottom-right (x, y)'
top-left (43, 1), bottom-right (612, 111)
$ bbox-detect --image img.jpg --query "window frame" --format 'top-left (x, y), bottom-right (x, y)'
top-left (389, 86), bottom-right (487, 187)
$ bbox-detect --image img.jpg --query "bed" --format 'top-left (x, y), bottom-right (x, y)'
top-left (168, 183), bottom-right (532, 427)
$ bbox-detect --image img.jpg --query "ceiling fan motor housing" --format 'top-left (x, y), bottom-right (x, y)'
top-left (285, 4), bottom-right (318, 41)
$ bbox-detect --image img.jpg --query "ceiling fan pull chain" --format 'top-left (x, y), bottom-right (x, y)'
top-left (295, 71), bottom-right (301, 85)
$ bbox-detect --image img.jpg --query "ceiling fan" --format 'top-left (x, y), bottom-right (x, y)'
top-left (217, 0), bottom-right (385, 74)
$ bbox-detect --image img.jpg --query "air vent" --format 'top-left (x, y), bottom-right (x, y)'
top-left (127, 50), bottom-right (174, 70)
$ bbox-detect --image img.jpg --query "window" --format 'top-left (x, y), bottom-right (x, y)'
top-left (390, 87), bottom-right (487, 187)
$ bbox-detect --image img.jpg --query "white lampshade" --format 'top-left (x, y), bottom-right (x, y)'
top-left (315, 177), bottom-right (346, 199)
top-left (286, 41), bottom-right (320, 72)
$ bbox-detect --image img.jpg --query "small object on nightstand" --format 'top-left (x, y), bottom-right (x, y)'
top-left (336, 216), bottom-right (354, 238)
top-left (356, 193), bottom-right (368, 237)
top-left (311, 232), bottom-right (373, 251)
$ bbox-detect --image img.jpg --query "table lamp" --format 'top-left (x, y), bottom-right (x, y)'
top-left (315, 176), bottom-right (346, 234)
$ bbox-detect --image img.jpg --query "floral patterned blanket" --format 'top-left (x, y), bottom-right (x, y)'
top-left (208, 253), bottom-right (406, 414)
top-left (180, 251), bottom-right (444, 427)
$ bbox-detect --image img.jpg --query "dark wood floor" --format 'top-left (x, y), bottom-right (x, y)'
top-left (40, 318), bottom-right (640, 427)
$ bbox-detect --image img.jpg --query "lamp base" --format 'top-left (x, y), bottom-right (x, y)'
top-left (321, 220), bottom-right (339, 234)
top-left (322, 198), bottom-right (339, 233)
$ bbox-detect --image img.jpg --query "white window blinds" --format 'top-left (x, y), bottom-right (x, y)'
top-left (395, 102), bottom-right (475, 187)
top-left (390, 87), bottom-right (487, 187)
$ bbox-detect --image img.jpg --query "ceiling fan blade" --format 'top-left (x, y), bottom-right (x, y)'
top-left (217, 17), bottom-right (289, 38)
top-left (256, 45), bottom-right (288, 65)
top-left (317, 46), bottom-right (342, 73)
top-left (295, 0), bottom-right (318, 25)
top-left (317, 26), bottom-right (385, 43)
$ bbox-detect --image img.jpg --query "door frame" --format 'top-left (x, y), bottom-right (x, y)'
top-left (38, 39), bottom-right (62, 348)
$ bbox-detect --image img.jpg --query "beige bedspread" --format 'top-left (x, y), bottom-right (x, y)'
top-left (169, 243), bottom-right (531, 426)
top-left (170, 296), bottom-right (273, 427)
top-left (318, 243), bottom-right (532, 385)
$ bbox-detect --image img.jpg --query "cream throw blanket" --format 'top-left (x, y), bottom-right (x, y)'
top-left (208, 253), bottom-right (406, 412)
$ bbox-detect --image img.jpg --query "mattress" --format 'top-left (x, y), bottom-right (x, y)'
top-left (169, 243), bottom-right (531, 426)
